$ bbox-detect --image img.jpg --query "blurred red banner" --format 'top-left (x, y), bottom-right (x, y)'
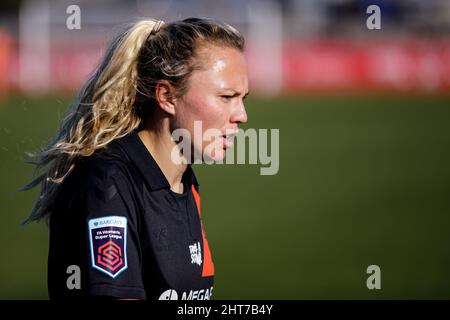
top-left (282, 39), bottom-right (450, 93)
top-left (2, 36), bottom-right (450, 95)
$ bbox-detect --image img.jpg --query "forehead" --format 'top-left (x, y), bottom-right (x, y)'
top-left (188, 44), bottom-right (248, 92)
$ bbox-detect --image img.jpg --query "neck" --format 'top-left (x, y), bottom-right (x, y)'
top-left (137, 118), bottom-right (187, 194)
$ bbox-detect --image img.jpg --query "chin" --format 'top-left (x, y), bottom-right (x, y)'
top-left (212, 149), bottom-right (227, 162)
top-left (203, 148), bottom-right (226, 163)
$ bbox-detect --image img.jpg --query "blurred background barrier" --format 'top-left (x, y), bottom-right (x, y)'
top-left (1, 0), bottom-right (450, 96)
top-left (0, 0), bottom-right (449, 299)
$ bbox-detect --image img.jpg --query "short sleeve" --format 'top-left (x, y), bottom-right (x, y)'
top-left (82, 160), bottom-right (145, 299)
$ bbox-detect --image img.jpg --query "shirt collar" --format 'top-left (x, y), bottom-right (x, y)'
top-left (114, 129), bottom-right (199, 191)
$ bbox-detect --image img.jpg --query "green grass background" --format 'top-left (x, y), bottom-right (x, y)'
top-left (1, 94), bottom-right (449, 299)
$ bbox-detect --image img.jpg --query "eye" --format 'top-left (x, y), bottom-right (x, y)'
top-left (220, 95), bottom-right (234, 101)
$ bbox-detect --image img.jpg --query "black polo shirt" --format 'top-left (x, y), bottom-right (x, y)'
top-left (48, 129), bottom-right (215, 300)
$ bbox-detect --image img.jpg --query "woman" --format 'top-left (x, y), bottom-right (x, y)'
top-left (22, 17), bottom-right (248, 300)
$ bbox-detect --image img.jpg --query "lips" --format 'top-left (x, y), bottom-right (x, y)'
top-left (223, 135), bottom-right (233, 148)
top-left (222, 131), bottom-right (237, 148)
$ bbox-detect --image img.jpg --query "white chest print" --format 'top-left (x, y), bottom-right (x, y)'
top-left (189, 241), bottom-right (202, 266)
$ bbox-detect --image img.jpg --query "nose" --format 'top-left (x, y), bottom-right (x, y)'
top-left (230, 99), bottom-right (248, 124)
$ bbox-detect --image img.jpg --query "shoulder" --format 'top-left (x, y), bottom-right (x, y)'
top-left (83, 140), bottom-right (133, 184)
top-left (71, 143), bottom-right (142, 212)
top-left (60, 141), bottom-right (138, 203)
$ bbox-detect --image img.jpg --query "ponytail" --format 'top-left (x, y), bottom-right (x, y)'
top-left (21, 19), bottom-right (164, 224)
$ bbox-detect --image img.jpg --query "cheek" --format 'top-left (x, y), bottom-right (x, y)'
top-left (184, 95), bottom-right (227, 131)
top-left (201, 108), bottom-right (226, 132)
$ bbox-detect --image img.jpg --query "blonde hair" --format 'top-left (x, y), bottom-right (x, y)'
top-left (22, 17), bottom-right (244, 224)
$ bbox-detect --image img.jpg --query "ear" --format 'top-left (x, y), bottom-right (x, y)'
top-left (155, 80), bottom-right (178, 116)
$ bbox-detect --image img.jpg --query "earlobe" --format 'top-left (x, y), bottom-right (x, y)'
top-left (155, 80), bottom-right (177, 116)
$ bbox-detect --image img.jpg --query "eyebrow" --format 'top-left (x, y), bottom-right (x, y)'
top-left (221, 90), bottom-right (250, 98)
